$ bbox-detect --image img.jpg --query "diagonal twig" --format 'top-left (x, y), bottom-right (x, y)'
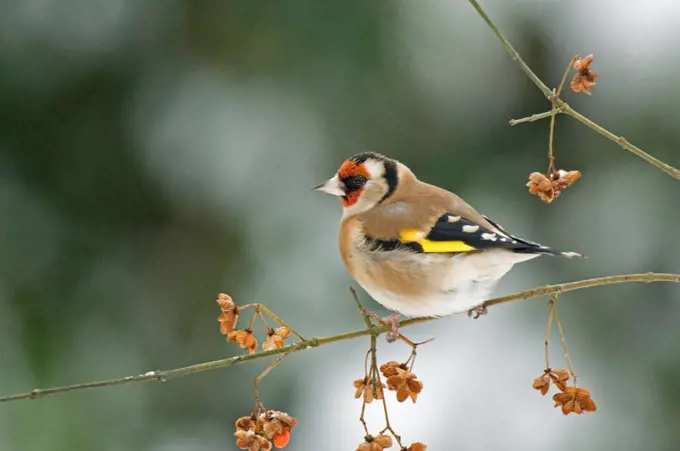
top-left (469, 0), bottom-right (680, 179)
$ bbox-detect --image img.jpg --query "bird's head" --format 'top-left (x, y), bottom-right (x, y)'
top-left (313, 152), bottom-right (400, 217)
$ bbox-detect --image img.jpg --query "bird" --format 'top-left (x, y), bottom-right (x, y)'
top-left (313, 152), bottom-right (581, 331)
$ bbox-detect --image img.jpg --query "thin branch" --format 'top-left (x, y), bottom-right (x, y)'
top-left (548, 99), bottom-right (558, 174)
top-left (561, 106), bottom-right (680, 179)
top-left (242, 303), bottom-right (306, 341)
top-left (556, 55), bottom-right (578, 98)
top-left (253, 344), bottom-right (299, 414)
top-left (0, 273), bottom-right (677, 404)
top-left (544, 296), bottom-right (555, 369)
top-left (547, 56), bottom-right (578, 174)
top-left (509, 110), bottom-right (558, 126)
top-left (257, 310), bottom-right (272, 331)
top-left (373, 335), bottom-right (403, 448)
top-left (553, 304), bottom-right (577, 385)
top-left (468, 0), bottom-right (553, 99)
top-left (359, 398), bottom-right (370, 436)
top-left (350, 286), bottom-right (374, 329)
top-left (358, 349), bottom-right (372, 435)
top-left (468, 0), bottom-right (680, 179)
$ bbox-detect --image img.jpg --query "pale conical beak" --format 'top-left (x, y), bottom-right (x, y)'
top-left (312, 175), bottom-right (346, 197)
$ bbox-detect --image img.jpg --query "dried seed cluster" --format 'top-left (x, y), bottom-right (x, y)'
top-left (552, 387), bottom-right (596, 415)
top-left (356, 434), bottom-right (427, 451)
top-left (234, 410), bottom-right (298, 450)
top-left (353, 376), bottom-right (385, 404)
top-left (353, 355), bottom-right (428, 449)
top-left (263, 327), bottom-right (291, 351)
top-left (227, 329), bottom-right (257, 354)
top-left (216, 295), bottom-right (302, 447)
top-left (532, 369), bottom-right (596, 416)
top-left (217, 293), bottom-right (239, 334)
top-left (356, 434), bottom-right (393, 451)
top-left (532, 368), bottom-right (570, 395)
top-left (217, 295), bottom-right (293, 355)
top-left (527, 169), bottom-right (581, 203)
top-left (380, 361), bottom-right (423, 403)
top-left (570, 54), bottom-right (598, 95)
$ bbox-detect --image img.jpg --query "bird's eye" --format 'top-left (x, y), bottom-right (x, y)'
top-left (344, 175), bottom-right (367, 190)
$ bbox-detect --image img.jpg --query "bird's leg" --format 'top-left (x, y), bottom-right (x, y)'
top-left (379, 312), bottom-right (401, 343)
top-left (467, 303), bottom-right (488, 319)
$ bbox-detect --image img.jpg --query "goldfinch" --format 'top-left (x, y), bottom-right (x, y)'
top-left (314, 152), bottom-right (581, 321)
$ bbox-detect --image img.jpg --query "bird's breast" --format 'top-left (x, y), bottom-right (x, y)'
top-left (339, 217), bottom-right (452, 307)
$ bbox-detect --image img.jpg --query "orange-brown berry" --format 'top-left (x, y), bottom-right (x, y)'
top-left (379, 361), bottom-right (408, 378)
top-left (527, 170), bottom-right (581, 203)
top-left (234, 430), bottom-right (272, 451)
top-left (386, 371), bottom-right (423, 403)
top-left (407, 443), bottom-right (428, 451)
top-left (227, 330), bottom-right (258, 354)
top-left (552, 386), bottom-right (597, 415)
top-left (217, 293), bottom-right (239, 334)
top-left (263, 327), bottom-right (291, 351)
top-left (353, 377), bottom-right (385, 403)
top-left (570, 54), bottom-right (598, 95)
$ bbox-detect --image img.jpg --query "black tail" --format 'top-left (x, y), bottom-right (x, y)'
top-left (483, 215), bottom-right (584, 258)
top-left (511, 245), bottom-right (583, 258)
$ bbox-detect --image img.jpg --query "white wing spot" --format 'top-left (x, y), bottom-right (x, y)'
top-left (500, 237), bottom-right (508, 242)
top-left (561, 251), bottom-right (582, 258)
top-left (447, 215), bottom-right (461, 223)
top-left (481, 233), bottom-right (498, 241)
top-left (462, 225), bottom-right (480, 233)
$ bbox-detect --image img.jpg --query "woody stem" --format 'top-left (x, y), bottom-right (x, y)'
top-left (509, 110), bottom-right (558, 126)
top-left (359, 400), bottom-right (369, 436)
top-left (544, 296), bottom-right (555, 369)
top-left (405, 348), bottom-right (418, 371)
top-left (247, 308), bottom-right (258, 331)
top-left (377, 377), bottom-right (403, 447)
top-left (252, 344), bottom-right (299, 415)
top-left (358, 343), bottom-right (373, 435)
top-left (257, 310), bottom-right (272, 331)
top-left (369, 335), bottom-right (380, 403)
top-left (547, 55), bottom-right (579, 174)
top-left (553, 305), bottom-right (577, 384)
top-left (350, 286), bottom-right (374, 328)
top-left (556, 55), bottom-right (578, 98)
top-left (255, 304), bottom-right (306, 341)
top-left (547, 110), bottom-right (557, 174)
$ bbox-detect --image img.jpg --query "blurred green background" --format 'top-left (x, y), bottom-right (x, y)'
top-left (1, 1), bottom-right (679, 450)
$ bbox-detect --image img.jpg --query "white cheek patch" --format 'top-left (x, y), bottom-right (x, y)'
top-left (342, 193), bottom-right (375, 219)
top-left (362, 160), bottom-right (385, 179)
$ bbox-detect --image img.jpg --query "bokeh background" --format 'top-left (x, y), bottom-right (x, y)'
top-left (1, 1), bottom-right (679, 450)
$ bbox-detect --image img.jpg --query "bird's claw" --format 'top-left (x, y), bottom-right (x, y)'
top-left (380, 312), bottom-right (401, 343)
top-left (467, 304), bottom-right (488, 319)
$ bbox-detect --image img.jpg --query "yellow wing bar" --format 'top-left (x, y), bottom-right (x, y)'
top-left (399, 228), bottom-right (477, 253)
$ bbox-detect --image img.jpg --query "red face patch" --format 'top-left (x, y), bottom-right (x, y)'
top-left (337, 160), bottom-right (370, 208)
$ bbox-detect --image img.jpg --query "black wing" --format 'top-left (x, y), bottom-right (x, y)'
top-left (394, 213), bottom-right (581, 257)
